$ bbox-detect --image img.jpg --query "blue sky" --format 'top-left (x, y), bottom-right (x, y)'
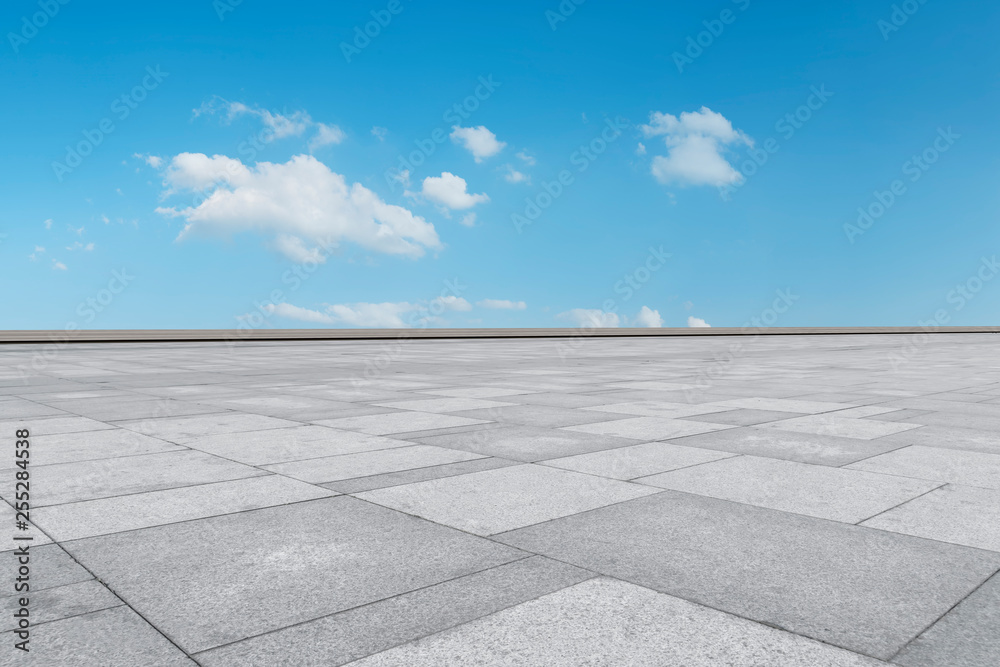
top-left (2, 0), bottom-right (998, 330)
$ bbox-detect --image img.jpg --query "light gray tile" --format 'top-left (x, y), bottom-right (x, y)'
top-left (637, 455), bottom-right (940, 523)
top-left (116, 412), bottom-right (299, 442)
top-left (28, 428), bottom-right (183, 466)
top-left (262, 445), bottom-right (485, 483)
top-left (847, 445), bottom-right (1000, 489)
top-left (373, 397), bottom-right (516, 413)
top-left (315, 412), bottom-right (489, 435)
top-left (0, 415), bottom-right (114, 436)
top-left (495, 491), bottom-right (1000, 659)
top-left (64, 497), bottom-right (525, 653)
top-left (322, 457), bottom-right (520, 494)
top-left (183, 425), bottom-right (412, 465)
top-left (563, 416), bottom-right (735, 441)
top-left (411, 425), bottom-right (638, 462)
top-left (0, 580), bottom-right (122, 632)
top-left (342, 578), bottom-right (883, 667)
top-left (357, 464), bottom-right (659, 536)
top-left (543, 441), bottom-right (736, 480)
top-left (755, 414), bottom-right (923, 440)
top-left (34, 475), bottom-right (335, 541)
top-left (0, 544), bottom-right (91, 592)
top-left (709, 397), bottom-right (858, 414)
top-left (454, 403), bottom-right (631, 428)
top-left (680, 408), bottom-right (805, 426)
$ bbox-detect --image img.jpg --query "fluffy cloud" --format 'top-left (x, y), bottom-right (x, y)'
top-left (450, 125), bottom-right (506, 162)
top-left (687, 316), bottom-right (711, 328)
top-left (264, 303), bottom-right (335, 324)
top-left (154, 153), bottom-right (441, 261)
top-left (502, 164), bottom-right (529, 184)
top-left (421, 172), bottom-right (489, 210)
top-left (195, 97), bottom-right (344, 149)
top-left (557, 309), bottom-right (620, 328)
top-left (478, 299), bottom-right (527, 310)
top-left (633, 306), bottom-right (663, 328)
top-left (52, 259), bottom-right (67, 271)
top-left (640, 107), bottom-right (750, 187)
top-left (264, 296), bottom-right (471, 328)
top-left (460, 213), bottom-right (477, 227)
top-left (516, 150), bottom-right (535, 166)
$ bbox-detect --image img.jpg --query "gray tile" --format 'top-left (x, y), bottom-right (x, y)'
top-left (28, 428), bottom-right (183, 466)
top-left (636, 455), bottom-right (940, 523)
top-left (322, 457), bottom-right (521, 494)
top-left (680, 408), bottom-right (805, 426)
top-left (579, 400), bottom-right (733, 418)
top-left (494, 491), bottom-right (1000, 659)
top-left (504, 392), bottom-right (619, 408)
top-left (0, 605), bottom-right (196, 666)
top-left (357, 464), bottom-right (659, 536)
top-left (894, 572), bottom-right (1000, 667)
top-left (0, 415), bottom-right (114, 436)
top-left (341, 577), bottom-right (883, 667)
top-left (197, 556), bottom-right (592, 667)
top-left (183, 425), bottom-right (412, 465)
top-left (755, 414), bottom-right (923, 440)
top-left (1, 450), bottom-right (267, 507)
top-left (373, 397), bottom-right (517, 413)
top-left (454, 403), bottom-right (632, 428)
top-left (563, 416), bottom-right (735, 441)
top-left (710, 397), bottom-right (858, 414)
top-left (64, 497), bottom-right (525, 653)
top-left (667, 426), bottom-right (910, 466)
top-left (0, 398), bottom-right (67, 419)
top-left (861, 484), bottom-right (1000, 552)
top-left (263, 445), bottom-right (485, 483)
top-left (314, 412), bottom-right (490, 435)
top-left (64, 398), bottom-right (222, 421)
top-left (411, 425), bottom-right (638, 462)
top-left (34, 475), bottom-right (335, 541)
top-left (874, 424), bottom-right (1000, 456)
top-left (420, 387), bottom-right (538, 398)
top-left (0, 544), bottom-right (92, 592)
top-left (0, 580), bottom-right (122, 632)
top-left (543, 441), bottom-right (736, 480)
top-left (847, 445), bottom-right (1000, 490)
top-left (116, 412), bottom-right (300, 443)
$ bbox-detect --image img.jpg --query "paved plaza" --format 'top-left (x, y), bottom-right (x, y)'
top-left (1, 333), bottom-right (999, 665)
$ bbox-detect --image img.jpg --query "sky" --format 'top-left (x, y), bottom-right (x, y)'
top-left (2, 0), bottom-right (999, 330)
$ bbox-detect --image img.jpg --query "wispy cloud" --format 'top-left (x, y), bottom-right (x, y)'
top-left (640, 107), bottom-right (751, 187)
top-left (450, 125), bottom-right (506, 162)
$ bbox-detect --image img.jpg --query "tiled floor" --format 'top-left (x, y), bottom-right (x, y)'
top-left (1, 333), bottom-right (999, 665)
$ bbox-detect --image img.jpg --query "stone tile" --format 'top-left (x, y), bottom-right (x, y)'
top-left (183, 425), bottom-right (411, 465)
top-left (504, 392), bottom-right (619, 408)
top-left (894, 572), bottom-right (1000, 667)
top-left (861, 484), bottom-right (1000, 551)
top-left (563, 416), bottom-right (735, 441)
top-left (262, 445), bottom-right (485, 483)
top-left (637, 455), bottom-right (940, 523)
top-left (197, 556), bottom-right (592, 667)
top-left (322, 457), bottom-right (521, 494)
top-left (0, 415), bottom-right (114, 436)
top-left (34, 475), bottom-right (335, 541)
top-left (62, 398), bottom-right (222, 421)
top-left (755, 414), bottom-right (923, 440)
top-left (873, 424), bottom-right (1000, 455)
top-left (847, 445), bottom-right (1000, 489)
top-left (314, 412), bottom-right (489, 435)
top-left (709, 397), bottom-right (857, 414)
top-left (495, 491), bottom-right (1000, 659)
top-left (1, 450), bottom-right (267, 507)
top-left (0, 606), bottom-right (196, 666)
top-left (580, 401), bottom-right (733, 418)
top-left (0, 544), bottom-right (91, 592)
top-left (609, 380), bottom-right (693, 391)
top-left (680, 408), bottom-right (805, 426)
top-left (64, 497), bottom-right (525, 653)
top-left (373, 397), bottom-right (517, 413)
top-left (341, 577), bottom-right (883, 667)
top-left (0, 580), bottom-right (122, 631)
top-left (28, 428), bottom-right (183, 466)
top-left (411, 425), bottom-right (638, 462)
top-left (116, 412), bottom-right (299, 443)
top-left (419, 387), bottom-right (538, 398)
top-left (0, 398), bottom-right (67, 419)
top-left (543, 442), bottom-right (736, 480)
top-left (0, 502), bottom-right (52, 547)
top-left (454, 403), bottom-right (631, 428)
top-left (357, 464), bottom-right (659, 536)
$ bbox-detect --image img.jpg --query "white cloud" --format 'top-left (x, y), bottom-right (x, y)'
top-left (688, 316), bottom-right (711, 328)
top-left (263, 297), bottom-right (473, 328)
top-left (52, 260), bottom-right (67, 271)
top-left (43, 218), bottom-right (52, 229)
top-left (66, 242), bottom-right (95, 251)
top-left (134, 153), bottom-right (164, 168)
top-left (450, 125), bottom-right (506, 162)
top-left (557, 309), bottom-right (620, 328)
top-left (640, 107), bottom-right (750, 187)
top-left (460, 213), bottom-right (477, 227)
top-left (272, 235), bottom-right (328, 264)
top-left (327, 302), bottom-right (423, 328)
top-left (309, 123), bottom-right (347, 150)
top-left (635, 142), bottom-right (646, 155)
top-left (421, 172), bottom-right (489, 210)
top-left (263, 303), bottom-right (335, 324)
top-left (633, 306), bottom-right (663, 328)
top-left (432, 295), bottom-right (472, 311)
top-left (478, 299), bottom-right (526, 310)
top-left (516, 150), bottom-right (536, 166)
top-left (154, 153), bottom-right (441, 261)
top-left (28, 246), bottom-right (45, 261)
top-left (502, 164), bottom-right (529, 184)
top-left (371, 126), bottom-right (388, 141)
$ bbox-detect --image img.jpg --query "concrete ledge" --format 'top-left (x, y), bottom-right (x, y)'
top-left (1, 326), bottom-right (998, 344)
